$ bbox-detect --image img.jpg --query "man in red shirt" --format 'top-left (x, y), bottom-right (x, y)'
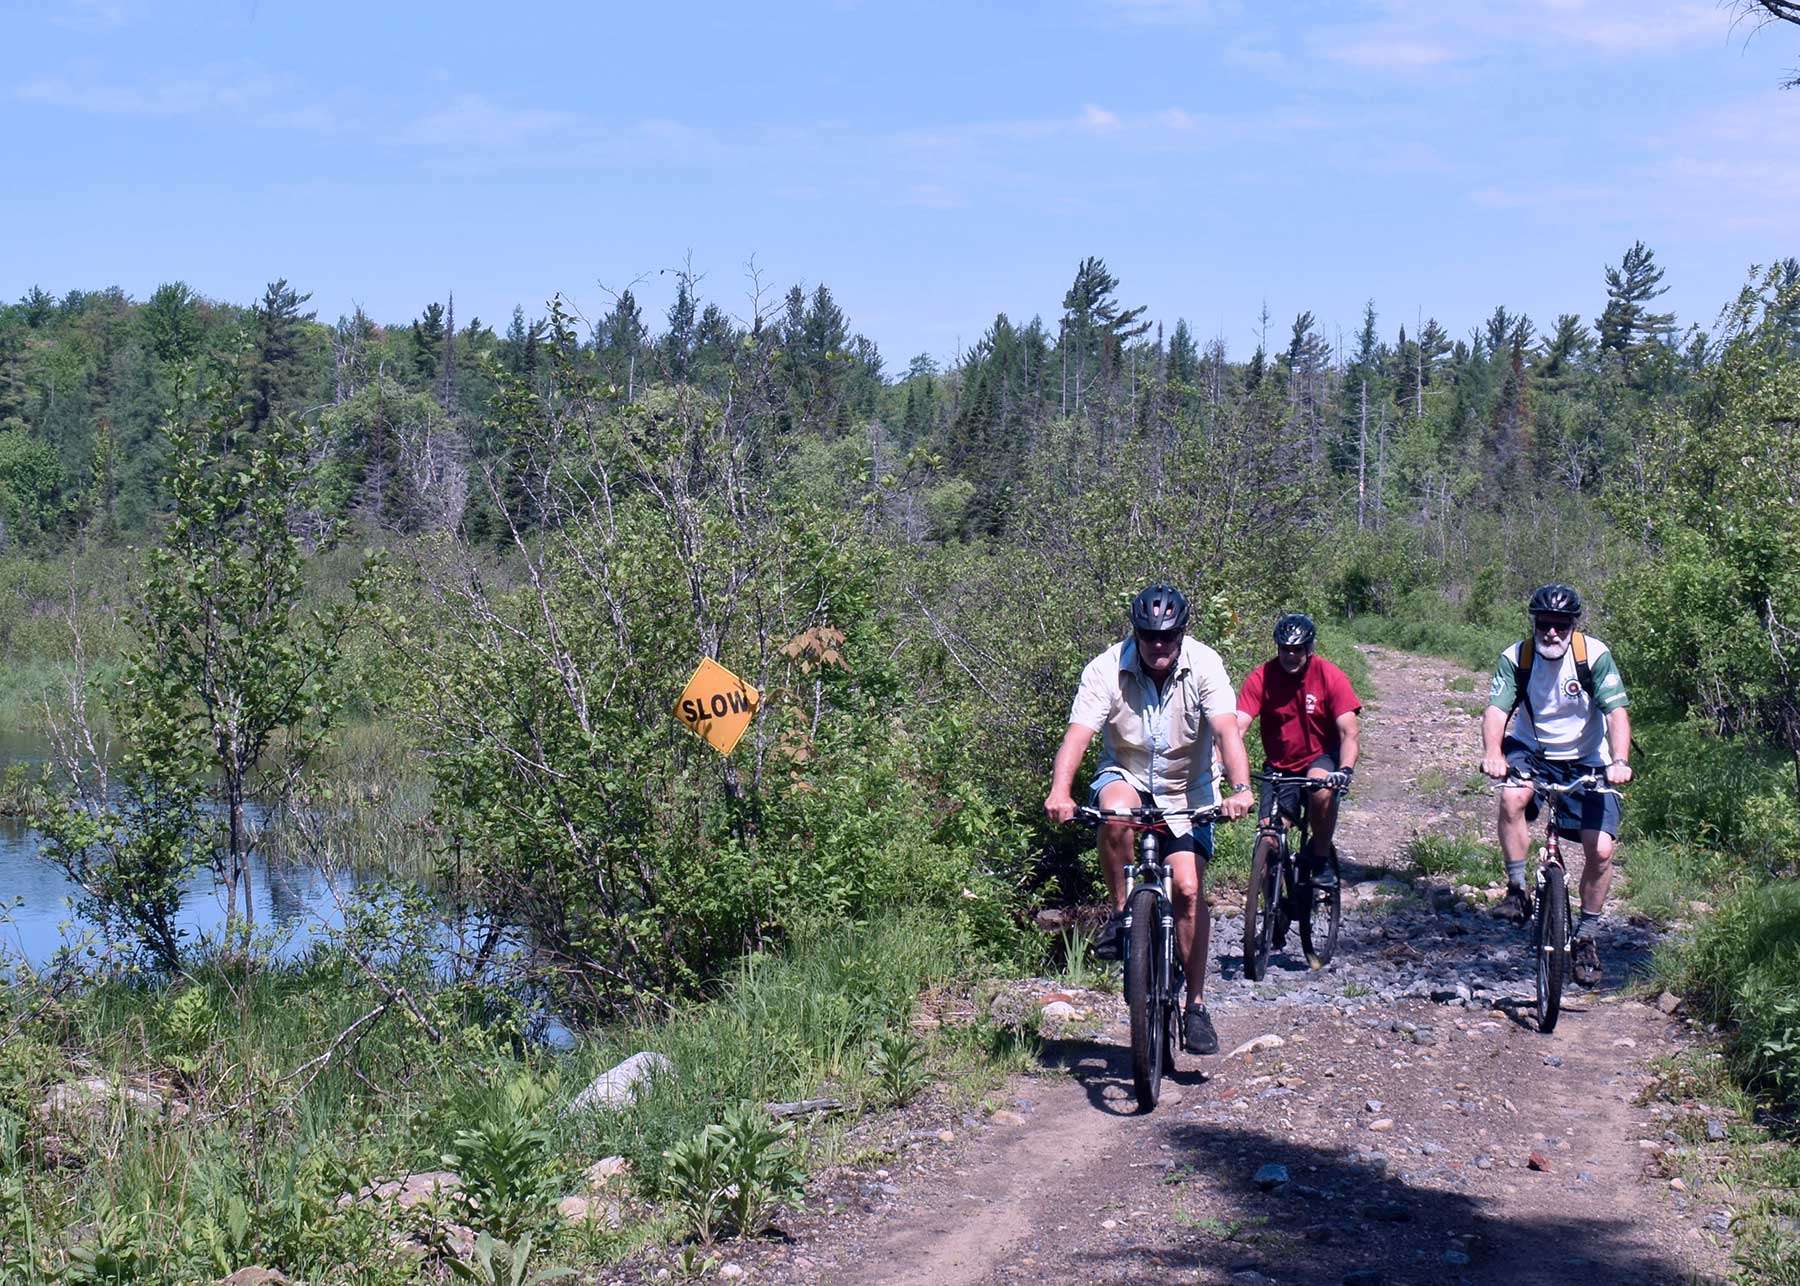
top-left (1234, 613), bottom-right (1362, 890)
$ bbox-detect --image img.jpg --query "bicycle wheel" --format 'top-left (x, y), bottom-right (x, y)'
top-left (1126, 886), bottom-right (1164, 1110)
top-left (1535, 865), bottom-right (1569, 1033)
top-left (1301, 850), bottom-right (1343, 969)
top-left (1244, 833), bottom-right (1281, 982)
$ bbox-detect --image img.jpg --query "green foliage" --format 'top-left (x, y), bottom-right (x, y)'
top-left (36, 353), bottom-right (378, 964)
top-left (660, 1103), bottom-right (806, 1245)
top-left (1625, 722), bottom-right (1800, 868)
top-left (1402, 831), bottom-right (1499, 885)
top-left (1664, 881), bottom-right (1800, 1112)
top-left (444, 1075), bottom-right (563, 1241)
top-left (450, 1232), bottom-right (576, 1286)
top-left (866, 1026), bottom-right (928, 1108)
top-left (1343, 594), bottom-right (1514, 674)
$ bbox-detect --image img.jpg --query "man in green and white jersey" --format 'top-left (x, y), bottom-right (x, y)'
top-left (1479, 584), bottom-right (1633, 986)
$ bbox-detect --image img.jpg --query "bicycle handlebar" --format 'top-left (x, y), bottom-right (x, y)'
top-left (1498, 772), bottom-right (1622, 798)
top-left (1252, 770), bottom-right (1349, 794)
top-left (1073, 804), bottom-right (1226, 827)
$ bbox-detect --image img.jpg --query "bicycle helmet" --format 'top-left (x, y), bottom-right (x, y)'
top-left (1129, 582), bottom-right (1190, 634)
top-left (1273, 612), bottom-right (1316, 648)
top-left (1527, 583), bottom-right (1583, 619)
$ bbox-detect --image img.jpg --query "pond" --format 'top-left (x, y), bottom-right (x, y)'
top-left (0, 728), bottom-right (357, 969)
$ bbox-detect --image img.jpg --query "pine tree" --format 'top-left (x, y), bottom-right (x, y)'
top-left (249, 279), bottom-right (314, 433)
top-left (662, 273), bottom-right (698, 382)
top-left (596, 290), bottom-right (646, 398)
top-left (1057, 257), bottom-right (1147, 414)
top-left (1596, 240), bottom-right (1675, 361)
top-left (1166, 320), bottom-right (1199, 388)
top-left (410, 302), bottom-right (446, 387)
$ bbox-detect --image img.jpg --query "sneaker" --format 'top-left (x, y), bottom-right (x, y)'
top-left (1572, 934), bottom-right (1603, 987)
top-left (1183, 1002), bottom-right (1219, 1055)
top-left (1495, 885), bottom-right (1533, 924)
top-left (1091, 911), bottom-right (1126, 961)
top-left (1304, 851), bottom-right (1339, 890)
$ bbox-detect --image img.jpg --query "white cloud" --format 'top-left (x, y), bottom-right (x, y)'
top-left (18, 72), bottom-right (281, 117)
top-left (1099, 0), bottom-right (1240, 26)
top-left (1080, 103), bottom-right (1121, 131)
top-left (1322, 38), bottom-right (1458, 70)
top-left (52, 0), bottom-right (131, 32)
top-left (1306, 0), bottom-right (1731, 76)
top-left (390, 94), bottom-right (581, 149)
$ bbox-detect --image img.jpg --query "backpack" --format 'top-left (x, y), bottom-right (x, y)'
top-left (1510, 631), bottom-right (1594, 726)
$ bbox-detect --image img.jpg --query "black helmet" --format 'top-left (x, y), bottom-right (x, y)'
top-left (1129, 582), bottom-right (1190, 634)
top-left (1528, 583), bottom-right (1583, 619)
top-left (1274, 612), bottom-right (1317, 648)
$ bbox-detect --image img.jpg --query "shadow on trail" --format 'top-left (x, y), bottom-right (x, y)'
top-left (1039, 1034), bottom-right (1212, 1119)
top-left (1054, 1121), bottom-right (1697, 1286)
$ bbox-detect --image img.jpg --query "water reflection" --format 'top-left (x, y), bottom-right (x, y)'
top-left (0, 814), bottom-right (359, 968)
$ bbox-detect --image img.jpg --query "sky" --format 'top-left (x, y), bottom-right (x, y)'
top-left (4, 0), bottom-right (1798, 368)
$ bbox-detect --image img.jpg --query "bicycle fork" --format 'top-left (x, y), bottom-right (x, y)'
top-left (1536, 830), bottom-right (1568, 963)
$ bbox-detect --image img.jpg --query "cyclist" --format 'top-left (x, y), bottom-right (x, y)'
top-left (1479, 583), bottom-right (1633, 986)
top-left (1044, 581), bottom-right (1254, 1056)
top-left (1234, 612), bottom-right (1361, 892)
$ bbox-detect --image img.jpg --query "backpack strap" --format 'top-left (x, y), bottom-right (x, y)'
top-left (1571, 631), bottom-right (1595, 698)
top-left (1509, 637), bottom-right (1534, 721)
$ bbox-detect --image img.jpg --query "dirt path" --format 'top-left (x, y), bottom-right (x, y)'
top-left (685, 647), bottom-right (1734, 1286)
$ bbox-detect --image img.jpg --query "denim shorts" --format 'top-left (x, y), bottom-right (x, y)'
top-left (1088, 770), bottom-right (1215, 861)
top-left (1502, 739), bottom-right (1621, 839)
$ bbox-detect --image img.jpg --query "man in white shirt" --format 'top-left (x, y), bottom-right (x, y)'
top-left (1044, 582), bottom-right (1254, 1055)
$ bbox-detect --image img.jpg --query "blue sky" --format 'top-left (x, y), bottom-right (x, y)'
top-left (4, 0), bottom-right (1797, 367)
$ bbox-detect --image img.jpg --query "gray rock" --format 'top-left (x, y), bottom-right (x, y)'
top-left (1543, 1054), bottom-right (1564, 1068)
top-left (1442, 1249), bottom-right (1472, 1266)
top-left (1705, 1118), bottom-right (1727, 1142)
top-left (1705, 1211), bottom-right (1732, 1234)
top-left (1474, 1155), bottom-right (1493, 1170)
top-left (1365, 1099), bottom-right (1384, 1113)
top-left (1343, 1270), bottom-right (1385, 1286)
top-left (1253, 1163), bottom-right (1290, 1191)
top-left (1418, 1141), bottom-right (1446, 1156)
top-left (567, 1052), bottom-right (672, 1113)
top-left (1410, 1027), bottom-right (1439, 1046)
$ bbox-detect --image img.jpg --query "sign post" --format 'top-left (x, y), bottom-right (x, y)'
top-left (673, 657), bottom-right (760, 755)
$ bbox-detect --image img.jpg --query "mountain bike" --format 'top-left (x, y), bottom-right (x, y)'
top-left (1499, 770), bottom-right (1621, 1033)
top-left (1075, 803), bottom-right (1222, 1112)
top-left (1243, 772), bottom-right (1347, 981)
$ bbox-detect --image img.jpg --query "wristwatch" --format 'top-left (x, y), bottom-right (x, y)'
top-left (1230, 782), bottom-right (1252, 794)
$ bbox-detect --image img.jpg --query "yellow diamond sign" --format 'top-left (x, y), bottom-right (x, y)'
top-left (674, 657), bottom-right (760, 755)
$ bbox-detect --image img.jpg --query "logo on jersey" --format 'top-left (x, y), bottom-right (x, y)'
top-left (1304, 693), bottom-right (1318, 714)
top-left (1563, 677), bottom-right (1582, 698)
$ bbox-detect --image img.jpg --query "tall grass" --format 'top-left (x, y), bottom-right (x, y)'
top-left (0, 905), bottom-right (996, 1281)
top-left (1658, 881), bottom-right (1800, 1112)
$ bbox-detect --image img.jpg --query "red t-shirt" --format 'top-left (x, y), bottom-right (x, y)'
top-left (1236, 656), bottom-right (1362, 772)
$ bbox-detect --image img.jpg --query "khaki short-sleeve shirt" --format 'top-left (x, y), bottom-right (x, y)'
top-left (1069, 636), bottom-right (1238, 835)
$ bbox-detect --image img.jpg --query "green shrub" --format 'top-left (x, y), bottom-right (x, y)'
top-left (661, 1104), bottom-right (806, 1245)
top-left (443, 1075), bottom-right (563, 1241)
top-left (1402, 832), bottom-right (1498, 885)
top-left (866, 1027), bottom-right (928, 1108)
top-left (1342, 599), bottom-right (1513, 674)
top-left (1618, 837), bottom-right (1729, 924)
top-left (1667, 881), bottom-right (1800, 1111)
top-left (1626, 723), bottom-right (1800, 868)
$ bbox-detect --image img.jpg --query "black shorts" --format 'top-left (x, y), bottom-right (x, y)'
top-left (1502, 738), bottom-right (1621, 839)
top-left (1258, 753), bottom-right (1338, 827)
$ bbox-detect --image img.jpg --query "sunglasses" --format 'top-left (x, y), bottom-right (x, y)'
top-left (1534, 617), bottom-right (1576, 635)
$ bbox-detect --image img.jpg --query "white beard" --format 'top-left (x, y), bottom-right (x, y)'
top-left (1536, 636), bottom-right (1570, 661)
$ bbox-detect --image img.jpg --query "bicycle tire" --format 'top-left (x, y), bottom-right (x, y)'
top-left (1301, 851), bottom-right (1343, 968)
top-left (1244, 833), bottom-right (1281, 982)
top-left (1126, 886), bottom-right (1164, 1110)
top-left (1536, 865), bottom-right (1568, 1033)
